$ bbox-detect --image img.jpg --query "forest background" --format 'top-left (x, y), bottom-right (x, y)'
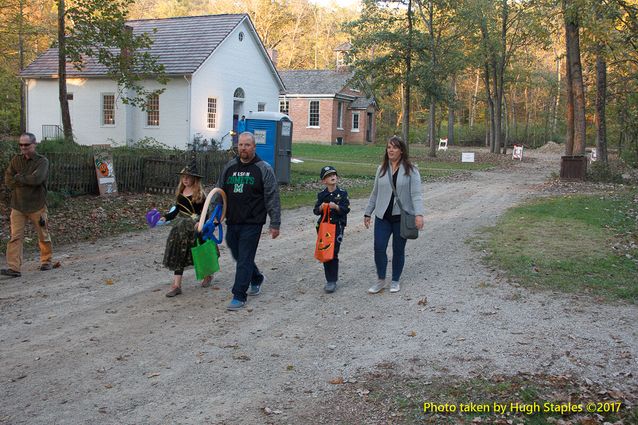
top-left (1, 0), bottom-right (637, 165)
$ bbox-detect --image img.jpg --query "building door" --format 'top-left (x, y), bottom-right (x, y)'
top-left (233, 88), bottom-right (245, 144)
top-left (366, 112), bottom-right (373, 143)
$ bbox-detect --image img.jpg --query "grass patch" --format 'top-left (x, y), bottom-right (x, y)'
top-left (282, 143), bottom-right (502, 209)
top-left (477, 192), bottom-right (638, 302)
top-left (295, 370), bottom-right (637, 425)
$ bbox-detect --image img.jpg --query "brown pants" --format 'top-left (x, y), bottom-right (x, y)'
top-left (6, 207), bottom-right (53, 272)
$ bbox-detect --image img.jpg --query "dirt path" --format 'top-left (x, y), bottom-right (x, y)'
top-left (1, 151), bottom-right (636, 425)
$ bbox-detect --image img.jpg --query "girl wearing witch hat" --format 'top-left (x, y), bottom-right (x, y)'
top-left (160, 158), bottom-right (214, 297)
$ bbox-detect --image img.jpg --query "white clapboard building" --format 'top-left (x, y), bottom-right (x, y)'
top-left (21, 14), bottom-right (285, 149)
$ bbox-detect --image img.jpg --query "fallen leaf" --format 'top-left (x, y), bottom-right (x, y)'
top-left (146, 372), bottom-right (160, 378)
top-left (408, 331), bottom-right (416, 337)
top-left (330, 377), bottom-right (344, 385)
top-left (417, 297), bottom-right (428, 306)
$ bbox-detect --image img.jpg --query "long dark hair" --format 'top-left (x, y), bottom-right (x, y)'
top-left (380, 136), bottom-right (414, 176)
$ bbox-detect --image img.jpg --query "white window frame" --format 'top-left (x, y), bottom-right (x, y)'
top-left (279, 100), bottom-right (289, 115)
top-left (308, 100), bottom-right (320, 128)
top-left (352, 112), bottom-right (360, 132)
top-left (146, 94), bottom-right (160, 127)
top-left (337, 101), bottom-right (343, 129)
top-left (258, 102), bottom-right (266, 112)
top-left (207, 97), bottom-right (217, 129)
top-left (101, 93), bottom-right (116, 127)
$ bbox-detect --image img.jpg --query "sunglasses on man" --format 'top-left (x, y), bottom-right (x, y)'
top-left (19, 143), bottom-right (33, 147)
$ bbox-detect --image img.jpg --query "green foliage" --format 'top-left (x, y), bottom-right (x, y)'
top-left (188, 133), bottom-right (222, 152)
top-left (37, 138), bottom-right (92, 153)
top-left (63, 0), bottom-right (168, 109)
top-left (478, 193), bottom-right (638, 302)
top-left (0, 68), bottom-right (20, 135)
top-left (586, 161), bottom-right (625, 184)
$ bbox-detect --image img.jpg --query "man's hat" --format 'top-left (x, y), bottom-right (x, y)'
top-left (178, 156), bottom-right (202, 178)
top-left (320, 165), bottom-right (338, 180)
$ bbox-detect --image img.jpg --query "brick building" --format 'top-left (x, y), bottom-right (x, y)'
top-left (278, 69), bottom-right (377, 145)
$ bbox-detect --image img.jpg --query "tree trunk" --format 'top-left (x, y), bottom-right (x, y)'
top-left (58, 0), bottom-right (73, 141)
top-left (429, 100), bottom-right (436, 157)
top-left (19, 0), bottom-right (26, 133)
top-left (483, 64), bottom-right (495, 150)
top-left (503, 93), bottom-right (509, 149)
top-left (448, 76), bottom-right (456, 146)
top-left (564, 43), bottom-right (574, 155)
top-left (495, 0), bottom-right (508, 154)
top-left (512, 86), bottom-right (517, 141)
top-left (595, 47), bottom-right (608, 164)
top-left (470, 70), bottom-right (479, 128)
top-left (402, 0), bottom-right (413, 150)
top-left (618, 100), bottom-right (627, 158)
top-left (485, 109), bottom-right (490, 147)
top-left (552, 51), bottom-right (561, 136)
top-left (564, 2), bottom-right (586, 155)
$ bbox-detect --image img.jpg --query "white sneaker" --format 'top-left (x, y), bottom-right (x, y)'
top-left (389, 281), bottom-right (400, 293)
top-left (368, 279), bottom-right (388, 294)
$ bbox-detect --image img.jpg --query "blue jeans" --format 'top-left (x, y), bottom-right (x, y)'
top-left (373, 217), bottom-right (407, 282)
top-left (225, 224), bottom-right (265, 302)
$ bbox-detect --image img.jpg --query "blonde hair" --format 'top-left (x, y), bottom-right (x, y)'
top-left (176, 176), bottom-right (206, 203)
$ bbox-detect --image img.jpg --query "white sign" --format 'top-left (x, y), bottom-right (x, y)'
top-left (254, 129), bottom-right (267, 145)
top-left (281, 121), bottom-right (291, 137)
top-left (438, 138), bottom-right (448, 151)
top-left (512, 145), bottom-right (523, 161)
top-left (461, 152), bottom-right (475, 163)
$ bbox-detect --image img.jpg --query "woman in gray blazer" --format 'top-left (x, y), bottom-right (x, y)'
top-left (364, 136), bottom-right (424, 293)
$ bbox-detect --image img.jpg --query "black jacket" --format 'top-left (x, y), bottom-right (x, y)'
top-left (314, 187), bottom-right (350, 237)
top-left (217, 155), bottom-right (281, 228)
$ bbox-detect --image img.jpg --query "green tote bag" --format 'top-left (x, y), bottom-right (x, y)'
top-left (191, 239), bottom-right (220, 280)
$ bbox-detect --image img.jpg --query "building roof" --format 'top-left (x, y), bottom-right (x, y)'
top-left (349, 96), bottom-right (375, 109)
top-left (333, 42), bottom-right (352, 52)
top-left (278, 70), bottom-right (356, 95)
top-left (21, 14), bottom-right (276, 80)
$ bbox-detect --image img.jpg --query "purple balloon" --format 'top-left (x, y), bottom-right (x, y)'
top-left (146, 209), bottom-right (161, 228)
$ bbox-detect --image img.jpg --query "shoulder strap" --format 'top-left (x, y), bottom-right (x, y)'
top-left (387, 167), bottom-right (406, 213)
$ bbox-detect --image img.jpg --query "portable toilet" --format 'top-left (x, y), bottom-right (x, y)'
top-left (244, 112), bottom-right (293, 184)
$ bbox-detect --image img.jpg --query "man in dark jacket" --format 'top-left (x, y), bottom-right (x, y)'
top-left (217, 131), bottom-right (281, 310)
top-left (2, 133), bottom-right (53, 278)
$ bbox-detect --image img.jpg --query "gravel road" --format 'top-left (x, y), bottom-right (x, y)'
top-left (1, 150), bottom-right (636, 425)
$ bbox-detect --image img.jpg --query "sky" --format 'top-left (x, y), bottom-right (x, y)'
top-left (310, 0), bottom-right (361, 10)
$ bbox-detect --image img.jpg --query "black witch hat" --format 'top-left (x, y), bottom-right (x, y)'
top-left (177, 153), bottom-right (202, 178)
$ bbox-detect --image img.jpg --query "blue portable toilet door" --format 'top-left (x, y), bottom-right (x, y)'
top-left (246, 120), bottom-right (277, 168)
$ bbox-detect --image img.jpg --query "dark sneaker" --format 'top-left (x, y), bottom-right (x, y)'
top-left (247, 284), bottom-right (261, 296)
top-left (1, 268), bottom-right (21, 278)
top-left (40, 263), bottom-right (52, 271)
top-left (165, 287), bottom-right (182, 297)
top-left (227, 298), bottom-right (246, 311)
top-left (324, 281), bottom-right (337, 293)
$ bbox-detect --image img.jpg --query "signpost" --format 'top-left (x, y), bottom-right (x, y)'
top-left (93, 144), bottom-right (117, 196)
top-left (512, 145), bottom-right (524, 161)
top-left (461, 152), bottom-right (475, 163)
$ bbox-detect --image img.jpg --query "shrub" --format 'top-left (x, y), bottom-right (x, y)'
top-left (586, 160), bottom-right (625, 183)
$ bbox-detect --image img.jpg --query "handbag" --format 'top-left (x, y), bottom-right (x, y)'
top-left (388, 169), bottom-right (419, 240)
top-left (314, 203), bottom-right (336, 263)
top-left (191, 239), bottom-right (220, 280)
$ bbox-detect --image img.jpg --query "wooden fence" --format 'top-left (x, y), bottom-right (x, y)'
top-left (44, 151), bottom-right (233, 195)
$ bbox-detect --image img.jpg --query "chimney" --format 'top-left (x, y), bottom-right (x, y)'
top-left (266, 48), bottom-right (278, 68)
top-left (120, 25), bottom-right (133, 68)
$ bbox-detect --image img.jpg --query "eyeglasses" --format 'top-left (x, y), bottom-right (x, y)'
top-left (18, 143), bottom-right (33, 147)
